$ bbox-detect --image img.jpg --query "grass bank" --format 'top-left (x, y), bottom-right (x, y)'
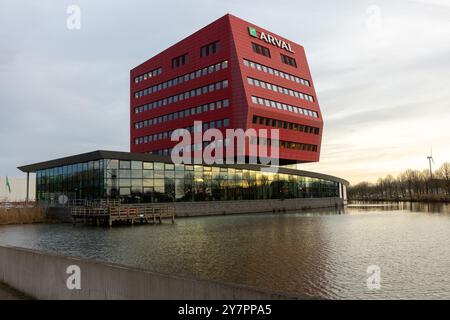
top-left (0, 207), bottom-right (47, 225)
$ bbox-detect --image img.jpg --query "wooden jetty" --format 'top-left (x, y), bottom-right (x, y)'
top-left (71, 201), bottom-right (175, 226)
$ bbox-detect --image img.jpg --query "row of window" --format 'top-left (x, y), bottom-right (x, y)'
top-left (247, 77), bottom-right (314, 103)
top-left (134, 99), bottom-right (230, 130)
top-left (172, 53), bottom-right (189, 69)
top-left (135, 41), bottom-right (221, 85)
top-left (280, 140), bottom-right (317, 152)
top-left (252, 115), bottom-right (320, 135)
top-left (250, 95), bottom-right (319, 118)
top-left (242, 59), bottom-right (310, 87)
top-left (171, 139), bottom-right (232, 154)
top-left (134, 60), bottom-right (229, 100)
top-left (251, 42), bottom-right (298, 68)
top-left (134, 67), bottom-right (163, 84)
top-left (134, 79), bottom-right (229, 113)
top-left (153, 136), bottom-right (318, 157)
top-left (251, 137), bottom-right (318, 152)
top-left (134, 118), bottom-right (231, 145)
top-left (201, 41), bottom-right (220, 57)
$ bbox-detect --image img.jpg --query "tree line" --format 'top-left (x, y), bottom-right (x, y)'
top-left (348, 162), bottom-right (450, 202)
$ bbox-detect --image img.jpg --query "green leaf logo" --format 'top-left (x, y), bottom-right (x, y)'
top-left (248, 27), bottom-right (257, 37)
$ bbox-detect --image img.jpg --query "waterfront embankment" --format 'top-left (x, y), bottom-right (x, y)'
top-left (0, 245), bottom-right (297, 300)
top-left (349, 196), bottom-right (449, 203)
top-left (176, 196), bottom-right (344, 216)
top-left (0, 281), bottom-right (30, 300)
top-left (44, 196), bottom-right (346, 223)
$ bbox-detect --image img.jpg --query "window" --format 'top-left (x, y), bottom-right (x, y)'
top-left (281, 54), bottom-right (297, 67)
top-left (134, 61), bottom-right (229, 100)
top-left (134, 67), bottom-right (162, 83)
top-left (172, 53), bottom-right (189, 68)
top-left (200, 41), bottom-right (220, 57)
top-left (134, 81), bottom-right (229, 113)
top-left (250, 95), bottom-right (319, 119)
top-left (246, 77), bottom-right (314, 103)
top-left (119, 161), bottom-right (131, 169)
top-left (252, 42), bottom-right (271, 57)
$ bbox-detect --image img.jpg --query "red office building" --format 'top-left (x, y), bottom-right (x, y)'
top-left (130, 14), bottom-right (323, 164)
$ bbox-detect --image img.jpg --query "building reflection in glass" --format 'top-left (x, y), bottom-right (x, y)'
top-left (35, 159), bottom-right (340, 203)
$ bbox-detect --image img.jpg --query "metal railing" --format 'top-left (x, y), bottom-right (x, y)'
top-left (71, 202), bottom-right (175, 226)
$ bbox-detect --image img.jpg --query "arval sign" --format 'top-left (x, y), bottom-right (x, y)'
top-left (248, 26), bottom-right (294, 53)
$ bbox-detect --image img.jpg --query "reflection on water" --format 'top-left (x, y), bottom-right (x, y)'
top-left (0, 202), bottom-right (450, 299)
top-left (348, 200), bottom-right (450, 214)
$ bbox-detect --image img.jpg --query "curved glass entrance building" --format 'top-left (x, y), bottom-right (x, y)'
top-left (18, 151), bottom-right (347, 205)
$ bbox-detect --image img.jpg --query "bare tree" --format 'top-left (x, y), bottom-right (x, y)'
top-left (348, 163), bottom-right (450, 202)
top-left (438, 162), bottom-right (450, 196)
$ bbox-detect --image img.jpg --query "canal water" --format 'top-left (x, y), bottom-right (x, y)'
top-left (0, 202), bottom-right (449, 299)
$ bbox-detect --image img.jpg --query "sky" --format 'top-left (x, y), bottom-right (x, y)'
top-left (1, 0), bottom-right (449, 200)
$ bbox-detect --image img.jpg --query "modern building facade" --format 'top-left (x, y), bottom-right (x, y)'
top-left (17, 15), bottom-right (348, 213)
top-left (131, 14), bottom-right (323, 164)
top-left (18, 151), bottom-right (346, 205)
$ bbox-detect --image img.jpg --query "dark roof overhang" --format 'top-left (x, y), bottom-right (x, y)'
top-left (17, 150), bottom-right (349, 186)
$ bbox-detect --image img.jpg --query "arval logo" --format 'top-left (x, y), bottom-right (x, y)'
top-left (248, 26), bottom-right (258, 37)
top-left (248, 26), bottom-right (294, 53)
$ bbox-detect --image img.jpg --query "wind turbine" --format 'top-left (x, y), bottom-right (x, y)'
top-left (427, 147), bottom-right (435, 179)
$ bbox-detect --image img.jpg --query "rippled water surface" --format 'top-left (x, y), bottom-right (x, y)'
top-left (1, 202), bottom-right (449, 299)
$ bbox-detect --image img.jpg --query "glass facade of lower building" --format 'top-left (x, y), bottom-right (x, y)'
top-left (35, 158), bottom-right (340, 203)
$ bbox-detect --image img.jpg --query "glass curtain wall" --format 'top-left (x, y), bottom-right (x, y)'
top-left (36, 160), bottom-right (105, 202)
top-left (36, 159), bottom-right (339, 203)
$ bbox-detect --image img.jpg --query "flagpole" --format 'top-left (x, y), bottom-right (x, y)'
top-left (4, 177), bottom-right (7, 203)
top-left (26, 172), bottom-right (30, 205)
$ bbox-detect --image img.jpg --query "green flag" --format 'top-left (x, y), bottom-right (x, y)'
top-left (5, 176), bottom-right (11, 193)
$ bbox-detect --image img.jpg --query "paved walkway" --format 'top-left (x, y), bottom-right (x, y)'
top-left (0, 282), bottom-right (31, 300)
